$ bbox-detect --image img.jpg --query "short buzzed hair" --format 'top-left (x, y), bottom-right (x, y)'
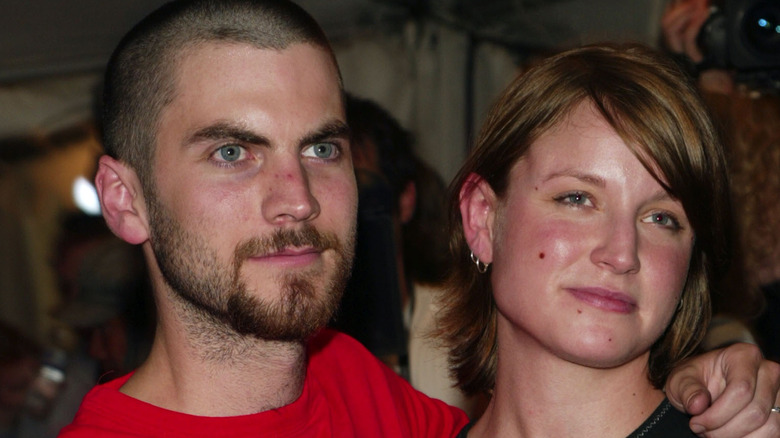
top-left (101, 0), bottom-right (340, 194)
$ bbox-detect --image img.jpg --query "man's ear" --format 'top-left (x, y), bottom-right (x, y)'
top-left (459, 172), bottom-right (497, 264)
top-left (95, 155), bottom-right (150, 245)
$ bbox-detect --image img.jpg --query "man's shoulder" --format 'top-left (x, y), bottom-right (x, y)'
top-left (309, 328), bottom-right (453, 398)
top-left (305, 328), bottom-right (468, 435)
top-left (307, 328), bottom-right (390, 373)
top-left (57, 373), bottom-right (139, 437)
top-left (308, 328), bottom-right (366, 354)
top-left (59, 425), bottom-right (141, 438)
top-left (306, 328), bottom-right (419, 407)
top-left (59, 332), bottom-right (467, 437)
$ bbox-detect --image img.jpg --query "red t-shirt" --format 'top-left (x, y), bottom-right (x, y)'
top-left (58, 329), bottom-right (468, 437)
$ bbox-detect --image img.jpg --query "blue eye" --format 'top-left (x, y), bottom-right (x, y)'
top-left (555, 192), bottom-right (593, 207)
top-left (642, 211), bottom-right (682, 230)
top-left (303, 143), bottom-right (338, 159)
top-left (215, 144), bottom-right (244, 162)
top-left (566, 193), bottom-right (586, 204)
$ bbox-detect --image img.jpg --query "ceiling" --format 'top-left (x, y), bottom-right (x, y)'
top-left (0, 0), bottom-right (665, 144)
top-left (1, 0), bottom-right (664, 83)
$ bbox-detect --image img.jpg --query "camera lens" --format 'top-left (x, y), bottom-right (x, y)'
top-left (698, 7), bottom-right (728, 67)
top-left (743, 1), bottom-right (780, 54)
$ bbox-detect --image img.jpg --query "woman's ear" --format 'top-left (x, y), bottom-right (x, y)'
top-left (95, 155), bottom-right (150, 245)
top-left (459, 172), bottom-right (497, 264)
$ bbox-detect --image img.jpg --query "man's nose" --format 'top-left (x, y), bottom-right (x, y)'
top-left (261, 159), bottom-right (320, 224)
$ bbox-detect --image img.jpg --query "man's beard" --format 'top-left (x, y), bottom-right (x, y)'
top-left (147, 195), bottom-right (354, 343)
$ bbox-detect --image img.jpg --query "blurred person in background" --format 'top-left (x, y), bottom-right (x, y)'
top-left (57, 235), bottom-right (154, 380)
top-left (16, 215), bottom-right (156, 438)
top-left (661, 0), bottom-right (779, 355)
top-left (343, 93), bottom-right (483, 414)
top-left (330, 94), bottom-right (409, 371)
top-left (0, 322), bottom-right (40, 438)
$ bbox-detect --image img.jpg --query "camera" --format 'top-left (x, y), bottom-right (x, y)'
top-left (698, 0), bottom-right (780, 91)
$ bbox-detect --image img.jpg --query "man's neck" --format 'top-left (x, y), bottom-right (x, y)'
top-left (119, 293), bottom-right (308, 417)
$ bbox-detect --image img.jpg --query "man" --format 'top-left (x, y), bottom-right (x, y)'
top-left (60, 1), bottom-right (780, 436)
top-left (60, 1), bottom-right (463, 435)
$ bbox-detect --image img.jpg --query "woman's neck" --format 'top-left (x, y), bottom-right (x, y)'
top-left (470, 326), bottom-right (665, 438)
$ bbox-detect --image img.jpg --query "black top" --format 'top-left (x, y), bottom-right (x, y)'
top-left (627, 398), bottom-right (696, 437)
top-left (455, 398), bottom-right (695, 438)
top-left (455, 422), bottom-right (472, 438)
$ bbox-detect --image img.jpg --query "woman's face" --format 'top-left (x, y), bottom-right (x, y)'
top-left (486, 102), bottom-right (694, 369)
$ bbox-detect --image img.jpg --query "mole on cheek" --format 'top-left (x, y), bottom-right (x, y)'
top-left (538, 252), bottom-right (545, 259)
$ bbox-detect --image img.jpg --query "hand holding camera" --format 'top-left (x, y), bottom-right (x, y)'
top-left (662, 0), bottom-right (780, 94)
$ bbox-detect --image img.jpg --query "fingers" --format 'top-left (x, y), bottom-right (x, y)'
top-left (691, 344), bottom-right (780, 437)
top-left (685, 389), bottom-right (713, 417)
top-left (681, 3), bottom-right (709, 62)
top-left (716, 359), bottom-right (780, 438)
top-left (739, 397), bottom-right (780, 438)
top-left (741, 404), bottom-right (780, 438)
top-left (660, 0), bottom-right (709, 62)
top-left (661, 1), bottom-right (695, 53)
top-left (664, 354), bottom-right (715, 416)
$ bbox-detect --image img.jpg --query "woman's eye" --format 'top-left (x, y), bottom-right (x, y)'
top-left (213, 144), bottom-right (245, 162)
top-left (555, 192), bottom-right (593, 207)
top-left (643, 212), bottom-right (681, 229)
top-left (303, 143), bottom-right (338, 159)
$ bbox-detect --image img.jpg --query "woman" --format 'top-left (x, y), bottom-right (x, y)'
top-left (438, 43), bottom-right (732, 437)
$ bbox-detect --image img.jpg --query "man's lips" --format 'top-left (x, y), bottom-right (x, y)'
top-left (567, 287), bottom-right (637, 314)
top-left (248, 247), bottom-right (322, 267)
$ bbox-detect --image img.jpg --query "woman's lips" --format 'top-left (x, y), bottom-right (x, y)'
top-left (567, 287), bottom-right (637, 314)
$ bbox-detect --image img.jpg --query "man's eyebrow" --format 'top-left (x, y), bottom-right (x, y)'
top-left (299, 120), bottom-right (350, 147)
top-left (186, 122), bottom-right (269, 146)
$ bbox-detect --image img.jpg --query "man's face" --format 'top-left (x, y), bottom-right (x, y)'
top-left (146, 42), bottom-right (356, 341)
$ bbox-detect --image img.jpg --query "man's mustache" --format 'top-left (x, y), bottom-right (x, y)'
top-left (233, 224), bottom-right (343, 265)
